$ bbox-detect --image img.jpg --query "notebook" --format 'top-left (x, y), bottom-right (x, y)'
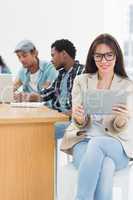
top-left (10, 102), bottom-right (45, 108)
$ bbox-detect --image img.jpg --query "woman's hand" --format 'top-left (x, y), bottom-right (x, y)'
top-left (112, 104), bottom-right (129, 128)
top-left (72, 105), bottom-right (86, 125)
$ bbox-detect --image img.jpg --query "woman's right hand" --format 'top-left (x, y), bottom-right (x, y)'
top-left (72, 105), bottom-right (86, 125)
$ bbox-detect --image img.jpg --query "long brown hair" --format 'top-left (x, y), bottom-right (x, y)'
top-left (84, 33), bottom-right (128, 78)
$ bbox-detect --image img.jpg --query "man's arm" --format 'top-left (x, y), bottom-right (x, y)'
top-left (16, 81), bottom-right (56, 102)
top-left (13, 78), bottom-right (57, 103)
top-left (40, 80), bottom-right (56, 101)
top-left (24, 85), bottom-right (56, 102)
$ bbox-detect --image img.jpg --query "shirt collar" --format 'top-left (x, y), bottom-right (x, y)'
top-left (58, 60), bottom-right (79, 73)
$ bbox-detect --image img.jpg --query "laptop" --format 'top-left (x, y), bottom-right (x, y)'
top-left (0, 74), bottom-right (13, 103)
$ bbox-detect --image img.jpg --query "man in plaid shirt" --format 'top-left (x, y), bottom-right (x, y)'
top-left (40, 60), bottom-right (84, 114)
top-left (27, 39), bottom-right (84, 117)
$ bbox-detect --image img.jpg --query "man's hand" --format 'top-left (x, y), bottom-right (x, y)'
top-left (14, 92), bottom-right (41, 102)
top-left (28, 93), bottom-right (41, 102)
top-left (14, 92), bottom-right (25, 102)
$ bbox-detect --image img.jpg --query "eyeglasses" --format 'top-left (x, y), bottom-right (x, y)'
top-left (93, 52), bottom-right (115, 62)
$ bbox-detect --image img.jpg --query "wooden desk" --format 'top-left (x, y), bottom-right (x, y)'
top-left (0, 104), bottom-right (68, 200)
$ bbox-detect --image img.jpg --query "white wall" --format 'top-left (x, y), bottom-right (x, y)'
top-left (0, 0), bottom-right (104, 74)
top-left (104, 0), bottom-right (129, 47)
top-left (0, 0), bottom-right (130, 74)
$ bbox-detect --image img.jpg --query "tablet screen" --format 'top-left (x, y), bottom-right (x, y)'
top-left (83, 90), bottom-right (128, 115)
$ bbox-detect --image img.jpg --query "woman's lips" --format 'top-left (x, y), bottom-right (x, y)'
top-left (101, 65), bottom-right (109, 70)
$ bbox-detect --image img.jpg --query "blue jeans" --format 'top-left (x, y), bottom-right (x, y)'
top-left (55, 121), bottom-right (71, 139)
top-left (73, 136), bottom-right (129, 200)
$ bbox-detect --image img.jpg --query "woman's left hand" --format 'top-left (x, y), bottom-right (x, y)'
top-left (112, 104), bottom-right (129, 127)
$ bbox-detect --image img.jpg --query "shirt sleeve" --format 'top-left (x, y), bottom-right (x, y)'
top-left (45, 62), bottom-right (58, 83)
top-left (40, 80), bottom-right (56, 101)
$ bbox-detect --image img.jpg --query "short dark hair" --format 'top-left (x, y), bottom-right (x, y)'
top-left (51, 39), bottom-right (76, 59)
top-left (84, 33), bottom-right (128, 78)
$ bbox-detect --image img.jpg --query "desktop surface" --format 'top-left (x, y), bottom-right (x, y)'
top-left (0, 104), bottom-right (68, 124)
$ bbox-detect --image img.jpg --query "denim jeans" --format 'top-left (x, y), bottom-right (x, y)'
top-left (55, 121), bottom-right (71, 139)
top-left (73, 136), bottom-right (129, 200)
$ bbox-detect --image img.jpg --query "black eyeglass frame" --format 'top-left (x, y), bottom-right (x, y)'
top-left (93, 52), bottom-right (116, 62)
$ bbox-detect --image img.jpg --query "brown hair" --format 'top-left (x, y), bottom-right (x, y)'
top-left (84, 33), bottom-right (128, 78)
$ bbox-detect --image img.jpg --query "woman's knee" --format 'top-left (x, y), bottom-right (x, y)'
top-left (87, 137), bottom-right (121, 154)
top-left (87, 137), bottom-right (104, 149)
top-left (88, 138), bottom-right (129, 170)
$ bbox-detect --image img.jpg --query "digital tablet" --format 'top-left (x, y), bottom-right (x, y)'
top-left (83, 89), bottom-right (128, 115)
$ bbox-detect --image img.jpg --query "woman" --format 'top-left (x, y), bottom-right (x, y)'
top-left (0, 56), bottom-right (11, 73)
top-left (61, 33), bottom-right (133, 200)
